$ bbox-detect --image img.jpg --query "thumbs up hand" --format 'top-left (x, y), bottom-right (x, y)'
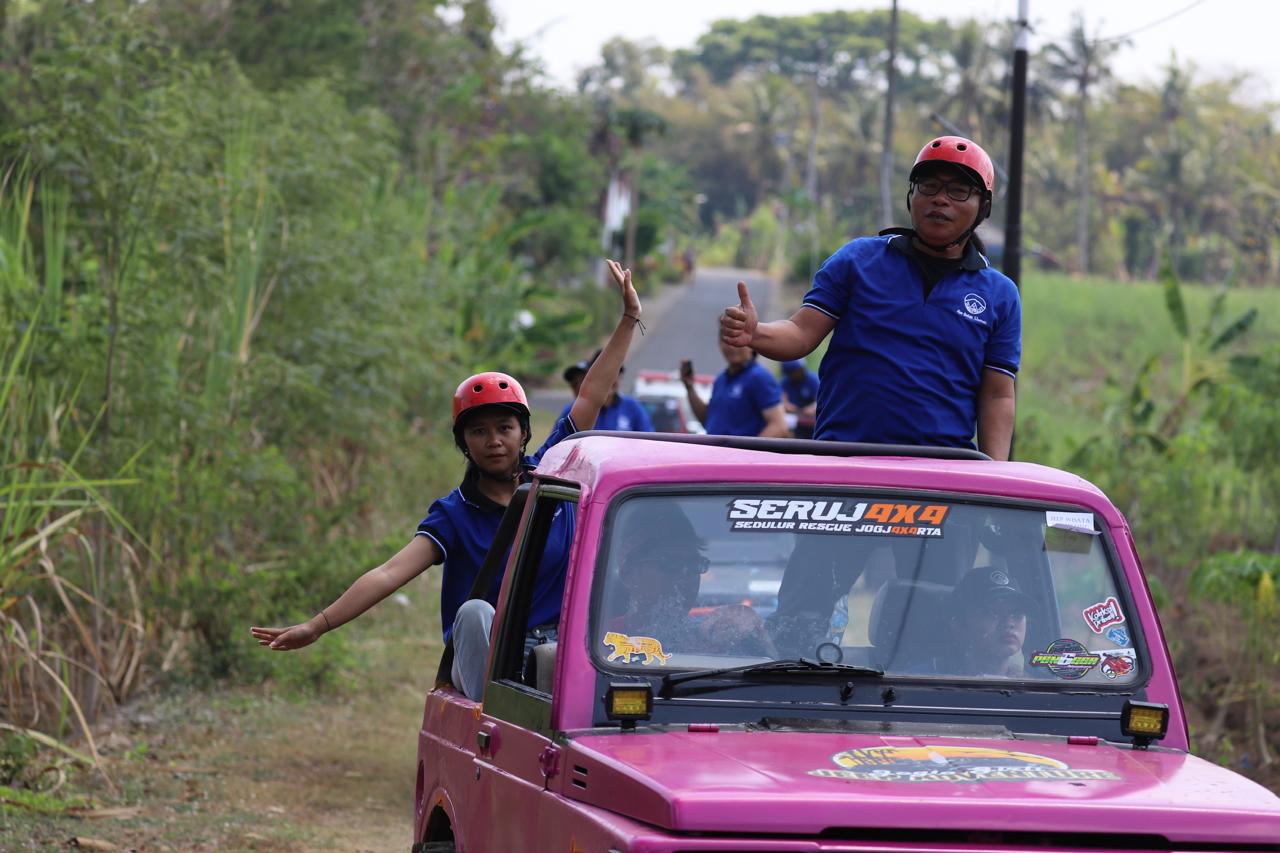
top-left (720, 281), bottom-right (758, 347)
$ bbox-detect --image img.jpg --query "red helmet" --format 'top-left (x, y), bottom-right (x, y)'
top-left (910, 136), bottom-right (995, 193)
top-left (451, 372), bottom-right (530, 426)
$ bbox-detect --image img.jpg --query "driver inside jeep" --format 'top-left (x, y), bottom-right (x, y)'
top-left (605, 502), bottom-right (778, 659)
top-left (924, 566), bottom-right (1032, 677)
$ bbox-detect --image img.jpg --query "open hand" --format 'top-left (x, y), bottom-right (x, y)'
top-left (606, 259), bottom-right (642, 322)
top-left (720, 281), bottom-right (757, 347)
top-left (250, 622), bottom-right (321, 651)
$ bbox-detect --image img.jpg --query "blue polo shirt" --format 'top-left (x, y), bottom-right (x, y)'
top-left (415, 416), bottom-right (577, 641)
top-left (558, 394), bottom-right (655, 432)
top-left (802, 232), bottom-right (1021, 447)
top-left (704, 361), bottom-right (783, 437)
top-left (780, 368), bottom-right (820, 409)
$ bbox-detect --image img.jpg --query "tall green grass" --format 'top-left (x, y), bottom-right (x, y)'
top-left (1015, 271), bottom-right (1280, 466)
top-left (0, 170), bottom-right (143, 788)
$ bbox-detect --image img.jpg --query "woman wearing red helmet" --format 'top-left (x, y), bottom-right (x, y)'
top-left (252, 260), bottom-right (644, 699)
top-left (719, 135), bottom-right (1020, 462)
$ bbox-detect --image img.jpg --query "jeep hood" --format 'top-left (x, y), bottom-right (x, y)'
top-left (561, 731), bottom-right (1280, 843)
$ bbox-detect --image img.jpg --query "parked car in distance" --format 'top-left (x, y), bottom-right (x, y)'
top-left (412, 433), bottom-right (1280, 852)
top-left (632, 369), bottom-right (712, 434)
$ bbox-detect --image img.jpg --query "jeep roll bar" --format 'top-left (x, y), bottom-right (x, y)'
top-left (561, 431), bottom-right (991, 461)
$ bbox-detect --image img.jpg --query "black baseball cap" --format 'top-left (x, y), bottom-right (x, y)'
top-left (952, 567), bottom-right (1033, 611)
top-left (562, 348), bottom-right (623, 385)
top-left (562, 359), bottom-right (591, 384)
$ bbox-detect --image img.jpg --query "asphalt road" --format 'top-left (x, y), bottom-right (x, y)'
top-left (529, 266), bottom-right (781, 413)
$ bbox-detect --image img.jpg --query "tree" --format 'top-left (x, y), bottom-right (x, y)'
top-left (1039, 14), bottom-right (1127, 274)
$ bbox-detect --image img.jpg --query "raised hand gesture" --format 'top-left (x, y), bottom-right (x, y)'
top-left (606, 258), bottom-right (642, 323)
top-left (720, 281), bottom-right (757, 347)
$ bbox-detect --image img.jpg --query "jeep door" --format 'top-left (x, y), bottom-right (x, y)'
top-left (471, 480), bottom-right (579, 851)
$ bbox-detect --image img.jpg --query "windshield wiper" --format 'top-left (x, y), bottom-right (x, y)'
top-left (659, 658), bottom-right (883, 698)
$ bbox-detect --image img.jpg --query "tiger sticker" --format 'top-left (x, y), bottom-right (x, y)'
top-left (603, 631), bottom-right (671, 666)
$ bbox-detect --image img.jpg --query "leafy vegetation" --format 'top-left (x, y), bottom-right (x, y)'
top-left (1, 0), bottom-right (1278, 808)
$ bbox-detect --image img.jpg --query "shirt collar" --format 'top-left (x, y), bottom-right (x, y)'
top-left (880, 227), bottom-right (985, 271)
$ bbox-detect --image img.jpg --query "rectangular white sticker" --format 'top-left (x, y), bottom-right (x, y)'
top-left (1046, 511), bottom-right (1097, 535)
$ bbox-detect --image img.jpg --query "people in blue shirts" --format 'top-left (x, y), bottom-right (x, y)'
top-left (779, 360), bottom-right (819, 414)
top-left (250, 259), bottom-right (645, 700)
top-left (719, 136), bottom-right (1020, 460)
top-left (680, 340), bottom-right (789, 438)
top-left (560, 350), bottom-right (654, 432)
top-left (779, 359), bottom-right (819, 439)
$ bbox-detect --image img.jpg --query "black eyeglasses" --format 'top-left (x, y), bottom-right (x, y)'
top-left (913, 178), bottom-right (978, 203)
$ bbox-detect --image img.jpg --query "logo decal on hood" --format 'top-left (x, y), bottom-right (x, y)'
top-left (808, 746), bottom-right (1119, 784)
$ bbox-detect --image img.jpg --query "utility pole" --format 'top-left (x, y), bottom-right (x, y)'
top-left (1003, 0), bottom-right (1030, 288)
top-left (879, 0), bottom-right (899, 229)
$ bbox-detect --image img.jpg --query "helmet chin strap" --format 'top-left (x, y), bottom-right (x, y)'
top-left (463, 425), bottom-right (530, 483)
top-left (914, 222), bottom-right (977, 254)
top-left (475, 461), bottom-right (521, 483)
top-left (906, 185), bottom-right (987, 254)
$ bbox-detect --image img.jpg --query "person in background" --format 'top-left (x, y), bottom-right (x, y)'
top-left (680, 339), bottom-right (789, 439)
top-left (779, 359), bottom-right (819, 440)
top-left (251, 259), bottom-right (645, 701)
top-left (560, 349), bottom-right (654, 432)
top-left (718, 135), bottom-right (1020, 461)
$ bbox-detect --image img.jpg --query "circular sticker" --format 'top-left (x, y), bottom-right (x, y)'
top-left (1030, 638), bottom-right (1102, 680)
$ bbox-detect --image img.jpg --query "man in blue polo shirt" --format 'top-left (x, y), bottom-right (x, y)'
top-left (780, 359), bottom-right (820, 414)
top-left (779, 359), bottom-right (819, 439)
top-left (680, 341), bottom-right (789, 438)
top-left (718, 135), bottom-right (1020, 460)
top-left (561, 350), bottom-right (654, 432)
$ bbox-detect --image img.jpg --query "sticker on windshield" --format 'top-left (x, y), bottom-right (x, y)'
top-left (1100, 649), bottom-right (1136, 679)
top-left (1030, 638), bottom-right (1102, 679)
top-left (808, 746), bottom-right (1119, 784)
top-left (726, 499), bottom-right (948, 537)
top-left (1046, 511), bottom-right (1097, 534)
top-left (1105, 626), bottom-right (1130, 647)
top-left (602, 632), bottom-right (670, 666)
top-left (1082, 597), bottom-right (1125, 633)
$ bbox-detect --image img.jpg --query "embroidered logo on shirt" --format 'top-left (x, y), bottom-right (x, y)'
top-left (963, 293), bottom-right (988, 315)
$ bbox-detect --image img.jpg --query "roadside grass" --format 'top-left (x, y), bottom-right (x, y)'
top-left (1016, 272), bottom-right (1280, 465)
top-left (1, 586), bottom-right (442, 852)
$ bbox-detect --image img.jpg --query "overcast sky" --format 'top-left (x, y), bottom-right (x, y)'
top-left (488, 1), bottom-right (1275, 103)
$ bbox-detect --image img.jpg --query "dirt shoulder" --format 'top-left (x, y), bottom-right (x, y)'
top-left (3, 601), bottom-right (439, 852)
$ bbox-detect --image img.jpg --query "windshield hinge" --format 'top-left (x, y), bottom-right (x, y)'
top-left (538, 744), bottom-right (561, 781)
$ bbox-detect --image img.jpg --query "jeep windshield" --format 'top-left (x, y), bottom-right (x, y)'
top-left (591, 490), bottom-right (1143, 687)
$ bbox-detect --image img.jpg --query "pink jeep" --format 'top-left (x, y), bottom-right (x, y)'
top-left (412, 434), bottom-right (1280, 852)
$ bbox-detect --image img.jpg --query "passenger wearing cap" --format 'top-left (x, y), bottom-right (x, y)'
top-left (933, 567), bottom-right (1033, 677)
top-left (607, 502), bottom-right (776, 658)
top-left (560, 350), bottom-right (654, 432)
top-left (718, 135), bottom-right (1021, 460)
top-left (251, 259), bottom-right (646, 701)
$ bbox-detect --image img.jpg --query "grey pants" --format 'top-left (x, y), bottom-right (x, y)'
top-left (450, 600), bottom-right (559, 701)
top-left (451, 599), bottom-right (495, 701)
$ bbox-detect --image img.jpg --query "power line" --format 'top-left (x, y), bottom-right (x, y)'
top-left (1095, 0), bottom-right (1209, 44)
top-left (1038, 0), bottom-right (1210, 48)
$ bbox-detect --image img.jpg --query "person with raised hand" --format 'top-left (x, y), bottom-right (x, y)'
top-left (719, 136), bottom-right (1020, 461)
top-left (251, 259), bottom-right (644, 700)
